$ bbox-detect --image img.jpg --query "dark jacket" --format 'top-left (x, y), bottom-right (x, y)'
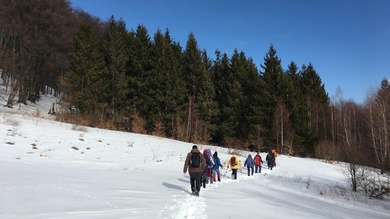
top-left (266, 151), bottom-right (275, 164)
top-left (183, 148), bottom-right (206, 174)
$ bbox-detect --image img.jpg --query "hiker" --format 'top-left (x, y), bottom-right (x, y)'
top-left (212, 151), bottom-right (222, 182)
top-left (244, 154), bottom-right (254, 176)
top-left (227, 153), bottom-right (241, 179)
top-left (266, 150), bottom-right (275, 170)
top-left (202, 149), bottom-right (214, 187)
top-left (272, 149), bottom-right (278, 167)
top-left (183, 145), bottom-right (206, 196)
top-left (253, 152), bottom-right (263, 173)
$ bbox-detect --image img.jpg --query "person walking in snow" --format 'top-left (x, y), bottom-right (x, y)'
top-left (244, 154), bottom-right (254, 176)
top-left (183, 145), bottom-right (206, 196)
top-left (253, 152), bottom-right (263, 173)
top-left (202, 149), bottom-right (214, 187)
top-left (272, 149), bottom-right (278, 167)
top-left (212, 151), bottom-right (222, 182)
top-left (227, 153), bottom-right (241, 179)
top-left (266, 150), bottom-right (275, 170)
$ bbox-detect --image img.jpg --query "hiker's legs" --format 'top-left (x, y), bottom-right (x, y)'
top-left (216, 169), bottom-right (221, 181)
top-left (202, 172), bottom-right (206, 188)
top-left (193, 172), bottom-right (202, 192)
top-left (232, 169), bottom-right (238, 179)
top-left (208, 168), bottom-right (213, 184)
top-left (189, 173), bottom-right (196, 192)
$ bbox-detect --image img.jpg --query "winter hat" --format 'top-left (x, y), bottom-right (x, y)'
top-left (213, 151), bottom-right (218, 157)
top-left (192, 145), bottom-right (198, 149)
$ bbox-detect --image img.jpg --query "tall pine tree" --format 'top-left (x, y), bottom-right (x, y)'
top-left (260, 44), bottom-right (284, 144)
top-left (183, 32), bottom-right (217, 142)
top-left (99, 17), bottom-right (129, 121)
top-left (300, 63), bottom-right (329, 155)
top-left (64, 23), bottom-right (106, 115)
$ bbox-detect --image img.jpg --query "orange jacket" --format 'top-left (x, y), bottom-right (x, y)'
top-left (272, 149), bottom-right (278, 158)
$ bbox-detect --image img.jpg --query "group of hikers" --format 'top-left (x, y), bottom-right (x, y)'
top-left (243, 149), bottom-right (278, 176)
top-left (182, 145), bottom-right (223, 196)
top-left (183, 145), bottom-right (278, 196)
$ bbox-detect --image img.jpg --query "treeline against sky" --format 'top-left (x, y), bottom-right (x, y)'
top-left (1, 0), bottom-right (389, 171)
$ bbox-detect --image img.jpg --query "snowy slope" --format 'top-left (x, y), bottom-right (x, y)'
top-left (0, 94), bottom-right (389, 219)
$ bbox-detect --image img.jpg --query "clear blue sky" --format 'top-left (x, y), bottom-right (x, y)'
top-left (70, 0), bottom-right (389, 104)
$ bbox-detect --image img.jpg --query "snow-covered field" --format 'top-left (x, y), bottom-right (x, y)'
top-left (1, 93), bottom-right (389, 218)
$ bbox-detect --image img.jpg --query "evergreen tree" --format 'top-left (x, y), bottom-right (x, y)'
top-left (151, 28), bottom-right (187, 137)
top-left (260, 44), bottom-right (284, 143)
top-left (242, 57), bottom-right (267, 151)
top-left (99, 17), bottom-right (129, 120)
top-left (230, 49), bottom-right (253, 140)
top-left (284, 61), bottom-right (311, 154)
top-left (163, 31), bottom-right (188, 139)
top-left (300, 63), bottom-right (330, 155)
top-left (129, 25), bottom-right (154, 132)
top-left (64, 23), bottom-right (106, 114)
top-left (210, 51), bottom-right (235, 142)
top-left (183, 32), bottom-right (217, 142)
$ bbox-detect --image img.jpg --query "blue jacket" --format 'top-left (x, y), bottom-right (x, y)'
top-left (244, 154), bottom-right (254, 168)
top-left (212, 156), bottom-right (222, 170)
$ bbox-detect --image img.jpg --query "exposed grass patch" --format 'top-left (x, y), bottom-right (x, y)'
top-left (71, 146), bottom-right (79, 150)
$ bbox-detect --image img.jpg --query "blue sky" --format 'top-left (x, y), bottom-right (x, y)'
top-left (70, 0), bottom-right (389, 104)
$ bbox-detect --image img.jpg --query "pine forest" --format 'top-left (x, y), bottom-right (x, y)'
top-left (1, 0), bottom-right (389, 172)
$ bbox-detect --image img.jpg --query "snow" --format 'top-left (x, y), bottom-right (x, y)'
top-left (1, 93), bottom-right (390, 218)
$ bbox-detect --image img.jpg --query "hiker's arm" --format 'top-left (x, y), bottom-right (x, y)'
top-left (183, 153), bottom-right (190, 173)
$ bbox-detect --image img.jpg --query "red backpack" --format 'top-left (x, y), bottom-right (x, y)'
top-left (230, 156), bottom-right (237, 166)
top-left (254, 155), bottom-right (261, 166)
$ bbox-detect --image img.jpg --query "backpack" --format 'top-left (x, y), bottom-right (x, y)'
top-left (190, 152), bottom-right (201, 168)
top-left (254, 155), bottom-right (260, 166)
top-left (230, 156), bottom-right (237, 166)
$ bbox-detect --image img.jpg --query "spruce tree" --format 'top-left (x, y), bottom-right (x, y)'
top-left (260, 44), bottom-right (284, 144)
top-left (300, 63), bottom-right (330, 155)
top-left (183, 32), bottom-right (217, 142)
top-left (210, 51), bottom-right (235, 142)
top-left (130, 25), bottom-right (154, 132)
top-left (64, 23), bottom-right (105, 114)
top-left (151, 28), bottom-right (187, 137)
top-left (242, 57), bottom-right (267, 151)
top-left (283, 62), bottom-right (311, 154)
top-left (99, 17), bottom-right (129, 120)
top-left (229, 50), bottom-right (249, 140)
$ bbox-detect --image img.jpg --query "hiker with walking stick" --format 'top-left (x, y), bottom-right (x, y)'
top-left (227, 153), bottom-right (241, 180)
